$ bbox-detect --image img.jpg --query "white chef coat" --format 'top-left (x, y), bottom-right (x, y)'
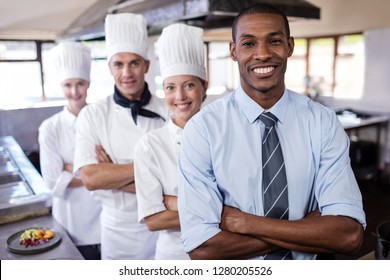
top-left (38, 106), bottom-right (101, 247)
top-left (73, 93), bottom-right (168, 259)
top-left (134, 119), bottom-right (190, 260)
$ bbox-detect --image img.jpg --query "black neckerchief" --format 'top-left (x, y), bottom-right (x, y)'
top-left (113, 83), bottom-right (165, 125)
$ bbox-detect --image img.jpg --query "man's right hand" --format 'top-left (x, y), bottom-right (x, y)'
top-left (304, 209), bottom-right (321, 219)
top-left (119, 182), bottom-right (136, 193)
top-left (164, 195), bottom-right (178, 211)
top-left (95, 145), bottom-right (113, 163)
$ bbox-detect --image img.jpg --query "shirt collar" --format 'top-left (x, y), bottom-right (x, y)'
top-left (236, 86), bottom-right (290, 124)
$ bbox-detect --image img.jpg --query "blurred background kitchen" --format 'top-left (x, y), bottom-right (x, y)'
top-left (0, 0), bottom-right (389, 260)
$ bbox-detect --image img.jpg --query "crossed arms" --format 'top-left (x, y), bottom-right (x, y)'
top-left (189, 206), bottom-right (364, 260)
top-left (80, 145), bottom-right (135, 193)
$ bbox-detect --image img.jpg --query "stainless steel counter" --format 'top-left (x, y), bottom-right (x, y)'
top-left (0, 214), bottom-right (84, 260)
top-left (0, 136), bottom-right (83, 260)
top-left (338, 113), bottom-right (389, 131)
top-left (0, 136), bottom-right (51, 224)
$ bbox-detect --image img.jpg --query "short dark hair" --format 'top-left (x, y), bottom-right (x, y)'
top-left (232, 3), bottom-right (290, 42)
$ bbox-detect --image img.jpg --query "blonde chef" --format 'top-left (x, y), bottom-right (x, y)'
top-left (134, 23), bottom-right (208, 260)
top-left (39, 42), bottom-right (102, 259)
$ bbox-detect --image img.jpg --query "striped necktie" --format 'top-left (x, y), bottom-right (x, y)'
top-left (259, 112), bottom-right (292, 260)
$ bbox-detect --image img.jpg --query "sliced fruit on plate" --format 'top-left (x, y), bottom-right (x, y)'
top-left (19, 228), bottom-right (55, 247)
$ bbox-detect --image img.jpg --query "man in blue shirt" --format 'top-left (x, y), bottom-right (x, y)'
top-left (178, 3), bottom-right (366, 260)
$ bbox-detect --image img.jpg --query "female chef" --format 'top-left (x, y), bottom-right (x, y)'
top-left (38, 42), bottom-right (102, 259)
top-left (134, 23), bottom-right (208, 259)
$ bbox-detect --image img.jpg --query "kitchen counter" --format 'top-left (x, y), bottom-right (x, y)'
top-left (0, 214), bottom-right (84, 260)
top-left (0, 136), bottom-right (51, 224)
top-left (337, 110), bottom-right (389, 180)
top-left (338, 114), bottom-right (389, 131)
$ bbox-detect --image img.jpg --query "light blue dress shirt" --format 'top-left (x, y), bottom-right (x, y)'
top-left (178, 86), bottom-right (366, 260)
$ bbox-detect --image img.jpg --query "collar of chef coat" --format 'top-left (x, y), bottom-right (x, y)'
top-left (167, 117), bottom-right (183, 146)
top-left (62, 105), bottom-right (77, 127)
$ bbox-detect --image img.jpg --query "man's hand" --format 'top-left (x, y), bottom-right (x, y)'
top-left (220, 205), bottom-right (246, 234)
top-left (221, 206), bottom-right (321, 235)
top-left (304, 209), bottom-right (321, 219)
top-left (63, 163), bottom-right (73, 173)
top-left (81, 145), bottom-right (134, 191)
top-left (95, 145), bottom-right (112, 163)
top-left (119, 182), bottom-right (136, 193)
top-left (164, 195), bottom-right (178, 211)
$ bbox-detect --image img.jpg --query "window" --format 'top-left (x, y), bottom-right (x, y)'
top-left (334, 34), bottom-right (364, 99)
top-left (308, 38), bottom-right (335, 96)
top-left (285, 33), bottom-right (364, 99)
top-left (285, 38), bottom-right (308, 94)
top-left (0, 40), bottom-right (54, 108)
top-left (0, 39), bottom-right (114, 109)
top-left (78, 40), bottom-right (113, 103)
top-left (0, 41), bottom-right (37, 60)
top-left (207, 41), bottom-right (238, 95)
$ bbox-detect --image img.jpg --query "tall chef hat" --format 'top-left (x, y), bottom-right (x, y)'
top-left (50, 42), bottom-right (91, 83)
top-left (157, 23), bottom-right (206, 81)
top-left (105, 13), bottom-right (148, 62)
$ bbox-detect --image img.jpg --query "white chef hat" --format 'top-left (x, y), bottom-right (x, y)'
top-left (50, 42), bottom-right (91, 83)
top-left (157, 23), bottom-right (206, 81)
top-left (105, 13), bottom-right (148, 62)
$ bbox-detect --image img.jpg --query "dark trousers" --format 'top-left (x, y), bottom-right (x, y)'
top-left (77, 244), bottom-right (101, 260)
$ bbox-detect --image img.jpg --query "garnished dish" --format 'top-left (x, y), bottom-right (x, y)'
top-left (7, 227), bottom-right (61, 255)
top-left (19, 228), bottom-right (55, 247)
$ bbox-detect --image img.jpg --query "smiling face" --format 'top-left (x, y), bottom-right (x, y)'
top-left (230, 13), bottom-right (294, 108)
top-left (108, 52), bottom-right (150, 101)
top-left (163, 75), bottom-right (207, 128)
top-left (61, 78), bottom-right (89, 116)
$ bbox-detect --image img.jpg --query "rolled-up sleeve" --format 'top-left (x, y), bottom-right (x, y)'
top-left (315, 110), bottom-right (366, 228)
top-left (178, 118), bottom-right (223, 253)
